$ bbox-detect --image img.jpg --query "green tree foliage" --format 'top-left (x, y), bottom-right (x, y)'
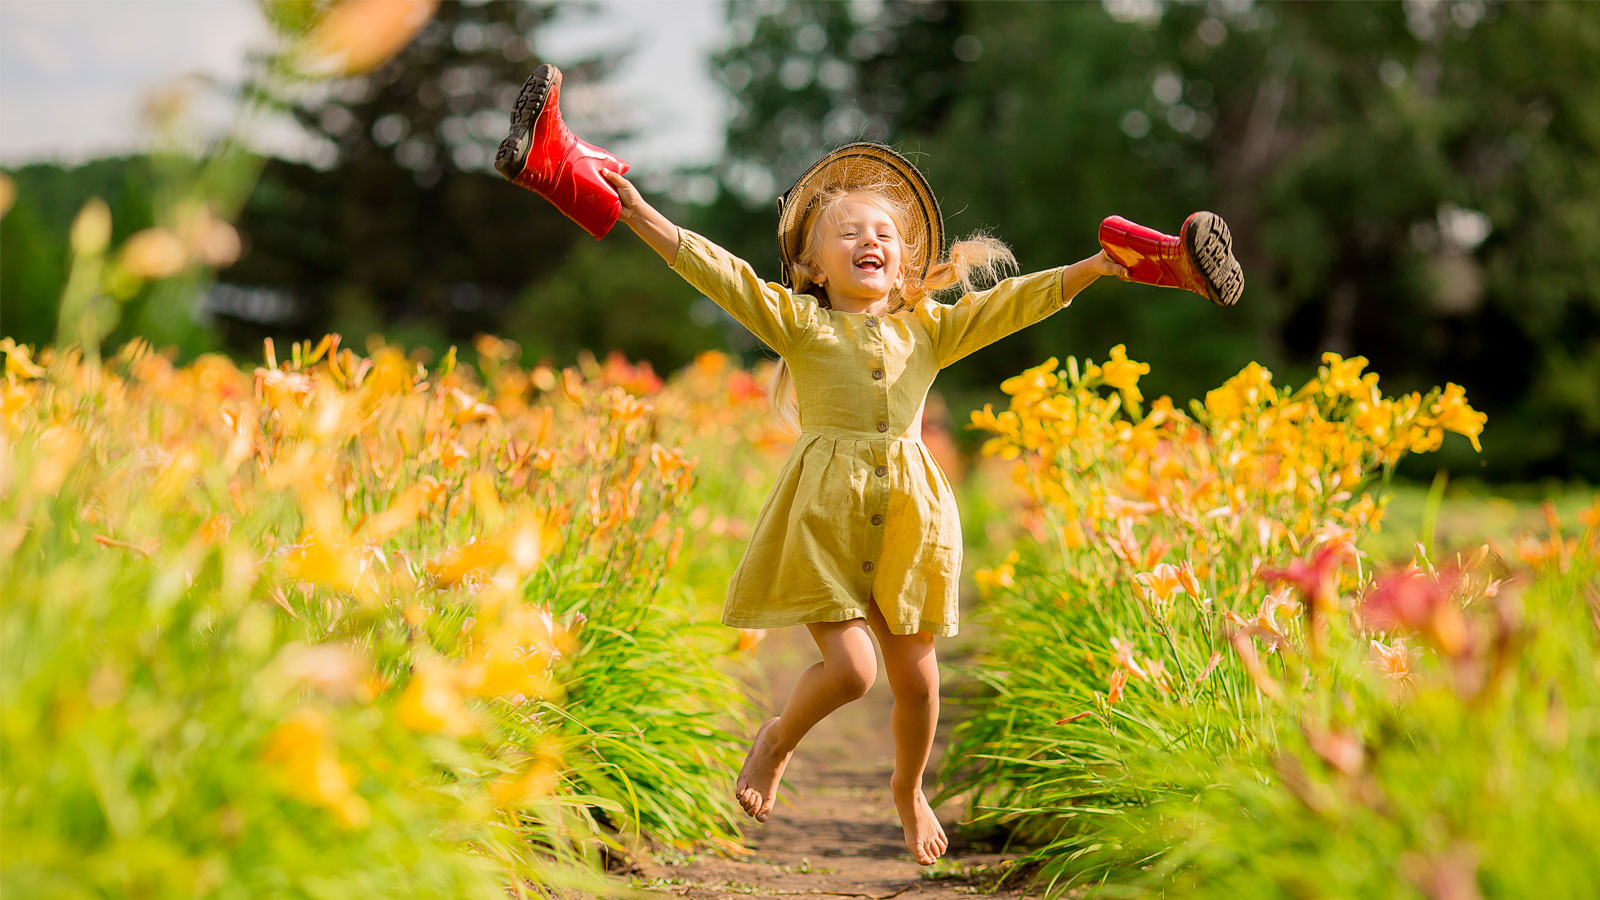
top-left (696, 1), bottom-right (970, 278)
top-left (228, 1), bottom-right (588, 346)
top-left (1, 159), bottom-right (158, 346)
top-left (229, 0), bottom-right (723, 371)
top-left (693, 0), bottom-right (1600, 479)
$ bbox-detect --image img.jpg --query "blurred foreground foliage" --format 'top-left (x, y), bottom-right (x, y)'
top-left (0, 335), bottom-right (756, 897)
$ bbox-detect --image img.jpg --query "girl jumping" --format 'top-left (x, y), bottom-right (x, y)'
top-left (497, 64), bottom-right (1242, 865)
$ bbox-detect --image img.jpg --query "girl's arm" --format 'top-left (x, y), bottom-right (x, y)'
top-left (603, 170), bottom-right (680, 262)
top-left (599, 170), bottom-right (818, 358)
top-left (916, 252), bottom-right (1129, 369)
top-left (1063, 251), bottom-right (1129, 298)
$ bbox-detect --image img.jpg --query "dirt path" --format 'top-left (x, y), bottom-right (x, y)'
top-left (634, 626), bottom-right (1039, 900)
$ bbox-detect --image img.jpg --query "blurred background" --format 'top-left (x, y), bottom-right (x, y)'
top-left (2, 0), bottom-right (1597, 484)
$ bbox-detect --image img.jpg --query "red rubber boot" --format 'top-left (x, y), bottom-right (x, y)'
top-left (1098, 212), bottom-right (1243, 306)
top-left (495, 64), bottom-right (630, 240)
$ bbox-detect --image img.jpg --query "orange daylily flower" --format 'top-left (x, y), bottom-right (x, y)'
top-left (491, 746), bottom-right (565, 808)
top-left (262, 708), bottom-right (370, 828)
top-left (396, 658), bottom-right (477, 736)
top-left (1106, 667), bottom-right (1129, 705)
top-left (1134, 562), bottom-right (1183, 614)
top-left (1368, 638), bottom-right (1413, 681)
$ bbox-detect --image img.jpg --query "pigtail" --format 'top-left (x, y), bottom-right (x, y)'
top-left (904, 233), bottom-right (1018, 305)
top-left (765, 357), bottom-right (801, 434)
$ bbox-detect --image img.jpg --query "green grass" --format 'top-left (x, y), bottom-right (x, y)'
top-left (1361, 476), bottom-right (1594, 562)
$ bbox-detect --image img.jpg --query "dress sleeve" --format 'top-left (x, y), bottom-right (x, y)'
top-left (668, 228), bottom-right (819, 356)
top-left (912, 267), bottom-right (1069, 368)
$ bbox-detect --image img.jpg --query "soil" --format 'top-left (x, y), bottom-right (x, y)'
top-left (631, 625), bottom-right (1047, 900)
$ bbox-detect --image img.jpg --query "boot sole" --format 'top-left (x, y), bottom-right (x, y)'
top-left (494, 64), bottom-right (560, 181)
top-left (1183, 211), bottom-right (1244, 307)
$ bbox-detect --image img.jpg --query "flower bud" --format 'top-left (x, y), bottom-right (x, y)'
top-left (120, 227), bottom-right (190, 280)
top-left (70, 197), bottom-right (112, 257)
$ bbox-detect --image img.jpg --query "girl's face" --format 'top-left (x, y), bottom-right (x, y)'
top-left (810, 195), bottom-right (904, 306)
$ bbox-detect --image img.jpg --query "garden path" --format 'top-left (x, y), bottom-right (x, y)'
top-left (634, 624), bottom-right (1043, 900)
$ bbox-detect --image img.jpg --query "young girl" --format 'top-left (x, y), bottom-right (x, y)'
top-left (497, 64), bottom-right (1242, 865)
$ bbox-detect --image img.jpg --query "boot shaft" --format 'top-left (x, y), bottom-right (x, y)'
top-left (498, 65), bottom-right (630, 240)
top-left (1099, 212), bottom-right (1242, 306)
top-left (1099, 215), bottom-right (1200, 293)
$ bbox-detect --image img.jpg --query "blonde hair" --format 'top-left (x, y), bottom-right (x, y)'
top-left (766, 186), bottom-right (1018, 432)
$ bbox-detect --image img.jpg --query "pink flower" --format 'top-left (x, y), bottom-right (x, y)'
top-left (1260, 543), bottom-right (1348, 614)
top-left (1362, 567), bottom-right (1467, 656)
top-left (1261, 543), bottom-right (1353, 658)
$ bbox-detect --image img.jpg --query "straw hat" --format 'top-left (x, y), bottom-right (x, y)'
top-left (776, 142), bottom-right (945, 290)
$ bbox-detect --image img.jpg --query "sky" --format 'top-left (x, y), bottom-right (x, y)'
top-left (0, 0), bottom-right (728, 172)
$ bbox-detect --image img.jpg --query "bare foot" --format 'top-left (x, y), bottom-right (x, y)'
top-left (891, 780), bottom-right (949, 866)
top-left (734, 717), bottom-right (792, 822)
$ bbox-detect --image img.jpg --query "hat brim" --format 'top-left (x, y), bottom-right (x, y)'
top-left (776, 142), bottom-right (944, 289)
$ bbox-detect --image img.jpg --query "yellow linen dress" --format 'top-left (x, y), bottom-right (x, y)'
top-left (670, 229), bottom-right (1070, 637)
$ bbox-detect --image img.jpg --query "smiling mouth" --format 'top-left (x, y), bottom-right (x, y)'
top-left (855, 258), bottom-right (883, 272)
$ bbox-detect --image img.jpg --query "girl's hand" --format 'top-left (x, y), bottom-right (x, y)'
top-left (601, 169), bottom-right (681, 263)
top-left (602, 169), bottom-right (644, 222)
top-left (1059, 250), bottom-right (1131, 304)
top-left (1089, 250), bottom-right (1130, 280)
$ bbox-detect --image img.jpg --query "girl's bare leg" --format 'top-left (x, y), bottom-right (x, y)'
top-left (865, 599), bottom-right (948, 865)
top-left (736, 617), bottom-right (877, 822)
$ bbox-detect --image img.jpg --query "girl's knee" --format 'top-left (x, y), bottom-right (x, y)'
top-left (833, 655), bottom-right (876, 699)
top-left (890, 676), bottom-right (935, 707)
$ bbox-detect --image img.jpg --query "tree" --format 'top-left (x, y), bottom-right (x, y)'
top-left (226, 0), bottom-right (630, 345)
top-left (693, 0), bottom-right (1600, 479)
top-left (694, 1), bottom-right (971, 279)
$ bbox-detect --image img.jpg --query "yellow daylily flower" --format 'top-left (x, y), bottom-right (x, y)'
top-left (1430, 382), bottom-right (1486, 452)
top-left (1319, 352), bottom-right (1370, 399)
top-left (1100, 344), bottom-right (1150, 404)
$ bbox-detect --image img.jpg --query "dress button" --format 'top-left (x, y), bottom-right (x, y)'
top-left (865, 316), bottom-right (878, 328)
top-left (862, 560), bottom-right (875, 572)
top-left (874, 465), bottom-right (887, 477)
top-left (872, 368), bottom-right (884, 380)
top-left (871, 513), bottom-right (884, 526)
top-left (876, 421), bottom-right (889, 433)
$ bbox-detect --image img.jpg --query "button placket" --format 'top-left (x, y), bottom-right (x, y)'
top-left (869, 322), bottom-right (890, 436)
top-left (863, 315), bottom-right (891, 592)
